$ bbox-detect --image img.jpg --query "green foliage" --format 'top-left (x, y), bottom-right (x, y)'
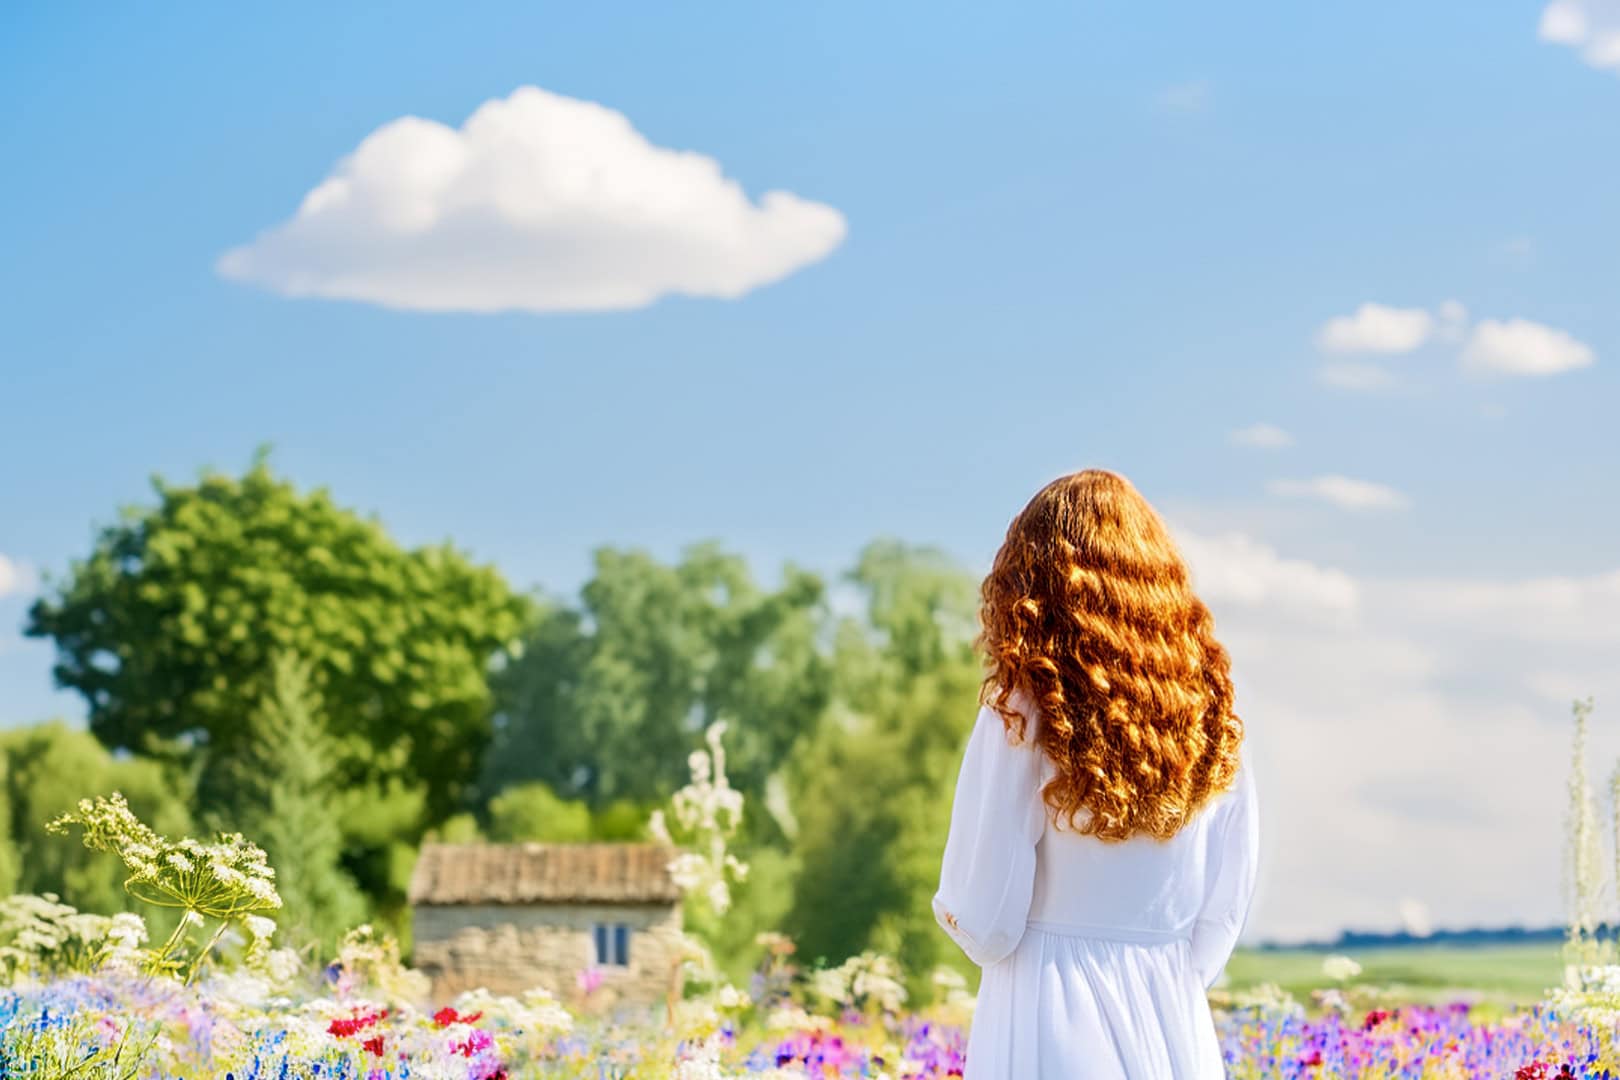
top-left (219, 651), bottom-right (368, 951)
top-left (786, 540), bottom-right (982, 992)
top-left (588, 799), bottom-right (650, 841)
top-left (487, 782), bottom-right (592, 842)
top-left (0, 722), bottom-right (192, 916)
top-left (1, 1007), bottom-right (159, 1080)
top-left (428, 813), bottom-right (484, 843)
top-left (484, 543), bottom-right (829, 811)
top-left (0, 758), bottom-right (18, 896)
top-left (25, 457), bottom-right (533, 900)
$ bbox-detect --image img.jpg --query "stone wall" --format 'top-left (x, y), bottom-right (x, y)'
top-left (413, 901), bottom-right (683, 1012)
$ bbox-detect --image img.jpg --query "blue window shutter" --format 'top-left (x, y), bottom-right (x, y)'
top-left (593, 924), bottom-right (609, 965)
top-left (614, 923), bottom-right (630, 966)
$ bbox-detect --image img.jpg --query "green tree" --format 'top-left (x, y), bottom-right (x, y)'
top-left (786, 540), bottom-right (982, 989)
top-left (484, 543), bottom-right (830, 812)
top-left (0, 721), bottom-right (193, 915)
top-left (487, 783), bottom-right (592, 842)
top-left (26, 457), bottom-right (533, 900)
top-left (0, 757), bottom-right (18, 896)
top-left (221, 652), bottom-right (368, 950)
top-left (588, 799), bottom-right (651, 841)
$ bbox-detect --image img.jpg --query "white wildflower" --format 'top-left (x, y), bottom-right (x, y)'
top-left (648, 809), bottom-right (672, 845)
top-left (765, 1004), bottom-right (831, 1032)
top-left (931, 965), bottom-right (974, 1006)
top-left (653, 721), bottom-right (750, 920)
top-left (1322, 954), bottom-right (1362, 982)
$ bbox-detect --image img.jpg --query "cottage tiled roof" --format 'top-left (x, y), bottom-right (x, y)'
top-left (408, 842), bottom-right (682, 906)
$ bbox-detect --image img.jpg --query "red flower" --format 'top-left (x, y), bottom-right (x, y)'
top-left (1515, 1063), bottom-right (1548, 1080)
top-left (1361, 1009), bottom-right (1390, 1031)
top-left (1298, 1050), bottom-right (1323, 1067)
top-left (327, 1009), bottom-right (388, 1038)
top-left (433, 1006), bottom-right (484, 1028)
top-left (362, 1035), bottom-right (386, 1058)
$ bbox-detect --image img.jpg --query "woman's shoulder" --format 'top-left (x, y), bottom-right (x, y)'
top-left (1209, 743), bottom-right (1258, 820)
top-left (988, 685), bottom-right (1040, 728)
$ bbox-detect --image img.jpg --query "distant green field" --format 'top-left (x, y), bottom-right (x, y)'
top-left (1224, 943), bottom-right (1565, 1009)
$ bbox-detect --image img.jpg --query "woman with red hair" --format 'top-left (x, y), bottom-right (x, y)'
top-left (935, 469), bottom-right (1258, 1078)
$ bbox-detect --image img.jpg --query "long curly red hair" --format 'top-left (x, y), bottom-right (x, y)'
top-left (979, 469), bottom-right (1243, 842)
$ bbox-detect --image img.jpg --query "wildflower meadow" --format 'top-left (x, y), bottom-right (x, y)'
top-left (2, 696), bottom-right (1618, 1079)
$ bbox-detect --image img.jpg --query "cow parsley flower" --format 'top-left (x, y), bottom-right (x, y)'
top-left (47, 792), bottom-right (283, 980)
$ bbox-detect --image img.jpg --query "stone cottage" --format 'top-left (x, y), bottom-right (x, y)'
top-left (408, 842), bottom-right (683, 1010)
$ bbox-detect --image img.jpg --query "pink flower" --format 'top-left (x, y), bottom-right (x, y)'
top-left (451, 1027), bottom-right (494, 1058)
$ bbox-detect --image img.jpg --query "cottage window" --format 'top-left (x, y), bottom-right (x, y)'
top-left (592, 922), bottom-right (631, 967)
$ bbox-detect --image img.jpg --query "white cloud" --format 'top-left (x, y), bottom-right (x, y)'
top-left (1157, 80), bottom-right (1212, 113)
top-left (1178, 530), bottom-right (1358, 616)
top-left (1228, 423), bottom-right (1294, 449)
top-left (1435, 299), bottom-right (1470, 343)
top-left (0, 555), bottom-right (35, 599)
top-left (218, 86), bottom-right (848, 313)
top-left (1268, 475), bottom-right (1409, 512)
top-left (1316, 303), bottom-right (1435, 354)
top-left (1395, 571), bottom-right (1620, 645)
top-left (1181, 527), bottom-right (1620, 940)
top-left (1310, 301), bottom-right (1591, 383)
top-left (1318, 361), bottom-right (1397, 391)
top-left (1540, 0), bottom-right (1620, 72)
top-left (1462, 317), bottom-right (1596, 376)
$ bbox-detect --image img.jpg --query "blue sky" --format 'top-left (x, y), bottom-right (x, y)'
top-left (2, 2), bottom-right (1617, 940)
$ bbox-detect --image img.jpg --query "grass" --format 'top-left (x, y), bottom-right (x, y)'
top-left (1224, 942), bottom-right (1566, 1009)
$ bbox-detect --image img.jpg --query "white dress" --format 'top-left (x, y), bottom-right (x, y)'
top-left (933, 699), bottom-right (1259, 1080)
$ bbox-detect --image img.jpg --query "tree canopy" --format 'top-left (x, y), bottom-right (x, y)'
top-left (20, 460), bottom-right (992, 978)
top-left (26, 459), bottom-right (533, 833)
top-left (483, 543), bottom-right (830, 812)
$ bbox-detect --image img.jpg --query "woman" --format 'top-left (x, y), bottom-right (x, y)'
top-left (935, 469), bottom-right (1258, 1079)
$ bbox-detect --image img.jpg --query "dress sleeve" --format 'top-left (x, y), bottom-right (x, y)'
top-left (1189, 756), bottom-right (1260, 988)
top-left (932, 701), bottom-right (1047, 967)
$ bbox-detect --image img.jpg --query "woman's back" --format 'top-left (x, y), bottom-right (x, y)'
top-left (1028, 749), bottom-right (1254, 940)
top-left (934, 469), bottom-right (1259, 1079)
top-left (935, 702), bottom-right (1259, 1080)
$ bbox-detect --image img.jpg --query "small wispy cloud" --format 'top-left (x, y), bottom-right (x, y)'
top-left (1540, 1), bottom-right (1620, 73)
top-left (1318, 361), bottom-right (1398, 392)
top-left (1179, 529), bottom-right (1358, 616)
top-left (1268, 475), bottom-right (1410, 512)
top-left (0, 554), bottom-right (36, 599)
top-left (1313, 300), bottom-right (1593, 386)
top-left (1156, 80), bottom-right (1212, 114)
top-left (1229, 423), bottom-right (1294, 449)
top-left (1462, 318), bottom-right (1596, 377)
top-left (1315, 303), bottom-right (1435, 354)
top-left (1434, 299), bottom-right (1470, 343)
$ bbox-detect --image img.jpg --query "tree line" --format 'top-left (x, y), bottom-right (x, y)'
top-left (13, 457), bottom-right (985, 986)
